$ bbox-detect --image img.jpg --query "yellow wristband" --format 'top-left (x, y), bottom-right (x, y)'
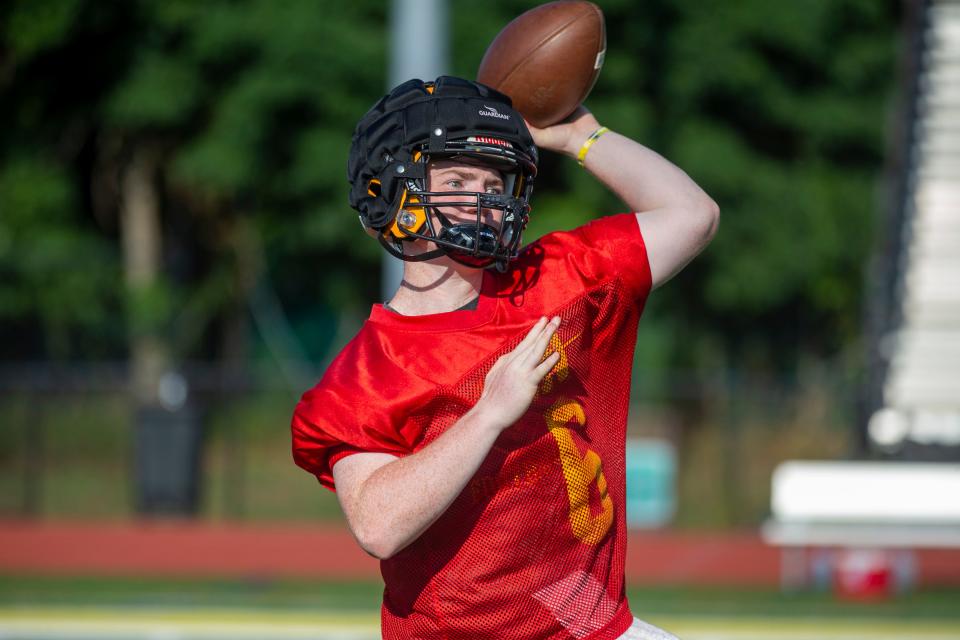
top-left (576, 126), bottom-right (610, 166)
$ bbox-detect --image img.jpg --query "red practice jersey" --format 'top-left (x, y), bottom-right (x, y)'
top-left (292, 213), bottom-right (652, 640)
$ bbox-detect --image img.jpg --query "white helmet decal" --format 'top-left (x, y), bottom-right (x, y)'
top-left (478, 105), bottom-right (511, 120)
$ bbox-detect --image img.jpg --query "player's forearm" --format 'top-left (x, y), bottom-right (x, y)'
top-left (347, 403), bottom-right (504, 559)
top-left (337, 317), bottom-right (559, 560)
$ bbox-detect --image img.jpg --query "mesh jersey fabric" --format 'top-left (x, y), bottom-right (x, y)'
top-left (292, 212), bottom-right (652, 640)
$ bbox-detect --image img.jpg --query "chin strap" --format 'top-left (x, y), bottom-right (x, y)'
top-left (434, 211), bottom-right (478, 253)
top-left (378, 233), bottom-right (446, 262)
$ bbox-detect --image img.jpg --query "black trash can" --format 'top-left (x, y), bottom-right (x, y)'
top-left (134, 404), bottom-right (203, 516)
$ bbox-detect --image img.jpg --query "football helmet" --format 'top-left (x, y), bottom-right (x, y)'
top-left (348, 76), bottom-right (538, 271)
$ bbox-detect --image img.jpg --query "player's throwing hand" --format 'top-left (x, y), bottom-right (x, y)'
top-left (476, 316), bottom-right (562, 430)
top-left (525, 106), bottom-right (600, 158)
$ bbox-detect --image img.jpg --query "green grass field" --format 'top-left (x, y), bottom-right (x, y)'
top-left (2, 577), bottom-right (959, 639)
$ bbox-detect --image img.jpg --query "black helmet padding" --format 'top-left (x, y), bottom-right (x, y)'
top-left (348, 76), bottom-right (538, 231)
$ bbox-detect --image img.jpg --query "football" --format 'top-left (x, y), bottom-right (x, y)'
top-left (477, 1), bottom-right (606, 128)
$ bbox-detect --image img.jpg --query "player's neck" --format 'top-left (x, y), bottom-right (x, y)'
top-left (387, 260), bottom-right (483, 316)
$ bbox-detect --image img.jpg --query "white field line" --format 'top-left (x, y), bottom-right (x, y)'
top-left (0, 607), bottom-right (379, 639)
top-left (0, 609), bottom-right (959, 640)
top-left (657, 615), bottom-right (960, 640)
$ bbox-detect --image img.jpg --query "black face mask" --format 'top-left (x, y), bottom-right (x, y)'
top-left (379, 191), bottom-right (529, 272)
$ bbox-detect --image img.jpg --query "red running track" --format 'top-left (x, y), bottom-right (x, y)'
top-left (1, 520), bottom-right (959, 586)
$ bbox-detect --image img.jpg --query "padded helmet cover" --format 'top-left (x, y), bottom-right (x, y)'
top-left (348, 76), bottom-right (538, 232)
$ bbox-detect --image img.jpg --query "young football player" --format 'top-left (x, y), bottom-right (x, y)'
top-left (292, 76), bottom-right (718, 640)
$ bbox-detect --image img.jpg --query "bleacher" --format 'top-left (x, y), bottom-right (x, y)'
top-left (868, 0), bottom-right (960, 452)
top-left (764, 0), bottom-right (960, 590)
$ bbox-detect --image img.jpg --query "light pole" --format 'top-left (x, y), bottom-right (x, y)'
top-left (383, 0), bottom-right (450, 301)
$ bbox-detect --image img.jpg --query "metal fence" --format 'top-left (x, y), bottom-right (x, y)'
top-left (0, 361), bottom-right (858, 526)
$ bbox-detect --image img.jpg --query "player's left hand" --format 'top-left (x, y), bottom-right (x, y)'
top-left (525, 106), bottom-right (601, 159)
top-left (475, 316), bottom-right (562, 431)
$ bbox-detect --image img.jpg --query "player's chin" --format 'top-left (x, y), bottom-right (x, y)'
top-left (448, 252), bottom-right (495, 269)
top-left (407, 239), bottom-right (479, 270)
top-left (431, 246), bottom-right (496, 272)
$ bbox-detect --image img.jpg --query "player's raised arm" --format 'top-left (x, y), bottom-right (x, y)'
top-left (527, 108), bottom-right (720, 289)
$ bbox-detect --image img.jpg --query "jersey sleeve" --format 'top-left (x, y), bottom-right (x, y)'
top-left (537, 212), bottom-right (652, 302)
top-left (292, 386), bottom-right (417, 491)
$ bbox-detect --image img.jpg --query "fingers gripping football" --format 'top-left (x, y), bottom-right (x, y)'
top-left (524, 106), bottom-right (600, 158)
top-left (478, 316), bottom-right (562, 430)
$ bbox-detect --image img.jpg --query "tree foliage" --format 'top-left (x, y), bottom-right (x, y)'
top-left (0, 0), bottom-right (900, 374)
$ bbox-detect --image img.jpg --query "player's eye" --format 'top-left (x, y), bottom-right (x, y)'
top-left (486, 185), bottom-right (504, 195)
top-left (445, 179), bottom-right (463, 189)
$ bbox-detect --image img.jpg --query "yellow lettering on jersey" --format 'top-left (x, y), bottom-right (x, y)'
top-left (544, 399), bottom-right (613, 545)
top-left (538, 332), bottom-right (581, 395)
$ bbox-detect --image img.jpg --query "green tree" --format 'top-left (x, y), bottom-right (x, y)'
top-left (1, 0), bottom-right (390, 378)
top-left (0, 0), bottom-right (127, 359)
top-left (1, 0), bottom-right (900, 382)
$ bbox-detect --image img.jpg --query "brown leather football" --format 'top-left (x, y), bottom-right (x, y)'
top-left (477, 1), bottom-right (606, 128)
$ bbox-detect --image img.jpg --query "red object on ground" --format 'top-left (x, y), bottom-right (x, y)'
top-left (1, 520), bottom-right (959, 587)
top-left (834, 548), bottom-right (893, 601)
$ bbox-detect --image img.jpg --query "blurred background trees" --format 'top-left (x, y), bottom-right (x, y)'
top-left (1, 0), bottom-right (898, 374)
top-left (1, 0), bottom-right (388, 376)
top-left (0, 0), bottom-right (902, 523)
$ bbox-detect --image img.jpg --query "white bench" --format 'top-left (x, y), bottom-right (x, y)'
top-left (760, 461), bottom-right (960, 588)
